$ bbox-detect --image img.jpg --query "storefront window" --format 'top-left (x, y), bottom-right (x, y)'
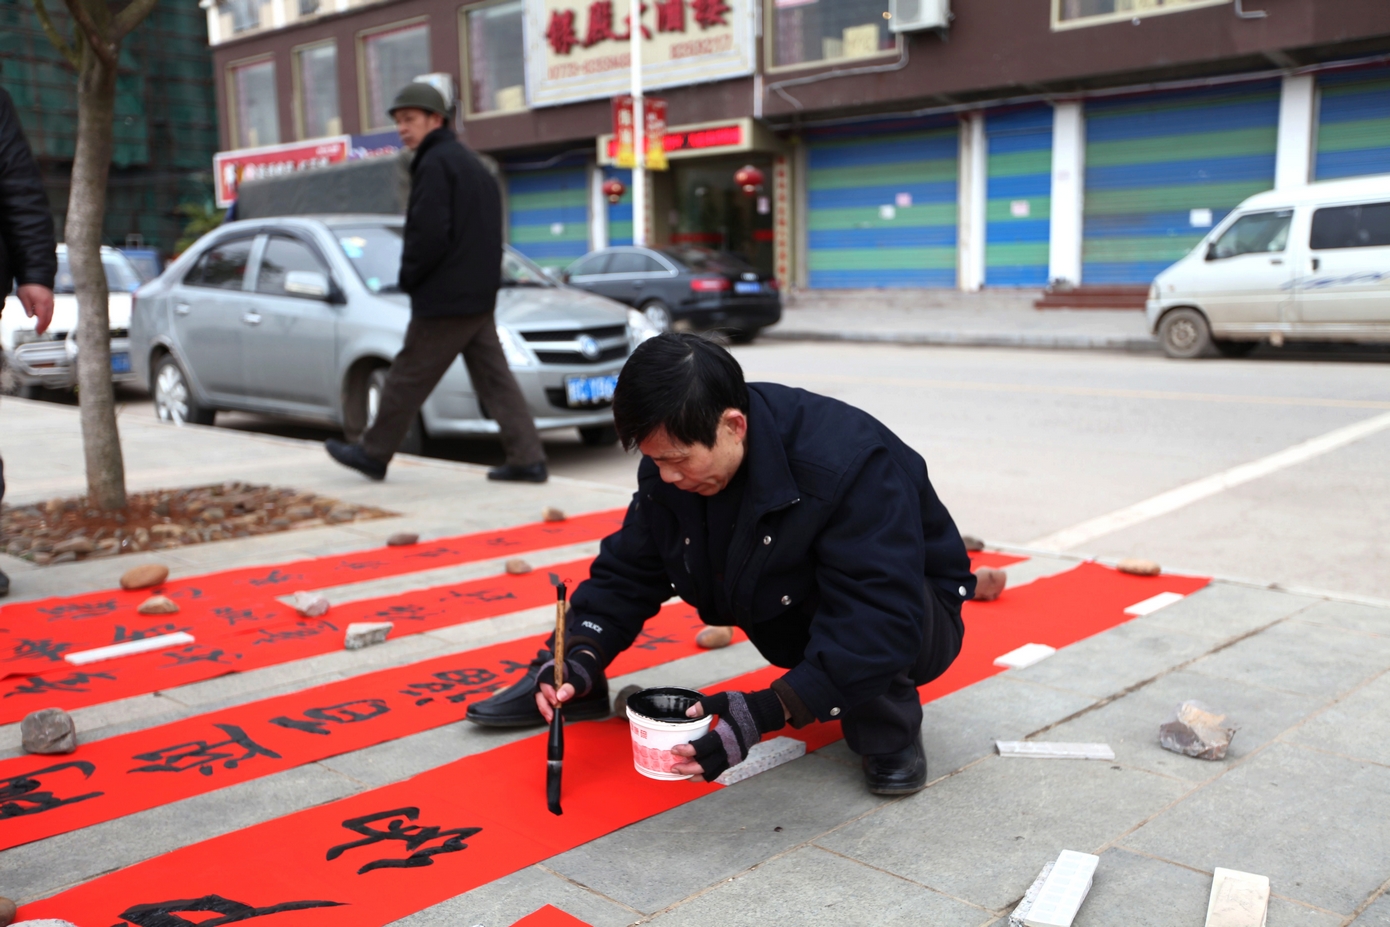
top-left (299, 0), bottom-right (319, 14)
top-left (1053, 0), bottom-right (1226, 29)
top-left (231, 59), bottom-right (279, 149)
top-left (465, 1), bottom-right (526, 115)
top-left (772, 0), bottom-right (893, 69)
top-left (297, 42), bottom-right (341, 138)
top-left (361, 22), bottom-right (431, 130)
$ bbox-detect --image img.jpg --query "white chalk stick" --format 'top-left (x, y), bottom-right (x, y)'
top-left (1205, 867), bottom-right (1270, 927)
top-left (714, 736), bottom-right (806, 786)
top-left (994, 643), bottom-right (1056, 669)
top-left (997, 741), bottom-right (1116, 761)
top-left (64, 632), bottom-right (195, 666)
top-left (1024, 850), bottom-right (1099, 927)
top-left (1124, 591), bottom-right (1186, 616)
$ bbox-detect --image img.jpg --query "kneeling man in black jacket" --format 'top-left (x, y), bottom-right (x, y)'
top-left (468, 333), bottom-right (976, 794)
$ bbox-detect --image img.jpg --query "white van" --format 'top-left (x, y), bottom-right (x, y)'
top-left (1146, 174), bottom-right (1390, 358)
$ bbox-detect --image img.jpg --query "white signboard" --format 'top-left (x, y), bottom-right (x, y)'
top-left (525, 0), bottom-right (755, 108)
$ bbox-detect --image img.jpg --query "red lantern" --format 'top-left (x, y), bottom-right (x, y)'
top-left (734, 164), bottom-right (764, 195)
top-left (602, 178), bottom-right (626, 203)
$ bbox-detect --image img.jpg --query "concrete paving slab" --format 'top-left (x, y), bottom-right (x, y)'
top-left (647, 845), bottom-right (989, 927)
top-left (1184, 619), bottom-right (1390, 700)
top-left (317, 718), bottom-right (532, 787)
top-left (1292, 599), bottom-right (1390, 637)
top-left (1121, 742), bottom-right (1390, 916)
top-left (1282, 671), bottom-right (1390, 767)
top-left (818, 754), bottom-right (1190, 912)
top-left (1354, 892), bottom-right (1390, 926)
top-left (546, 754), bottom-right (885, 914)
top-left (1008, 619), bottom-right (1216, 700)
top-left (996, 553), bottom-right (1082, 591)
top-left (386, 864), bottom-right (639, 927)
top-left (1129, 583), bottom-right (1321, 643)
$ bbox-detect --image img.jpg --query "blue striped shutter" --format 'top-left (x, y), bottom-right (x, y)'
top-left (1315, 67), bottom-right (1390, 180)
top-left (603, 166), bottom-right (633, 246)
top-left (505, 166), bottom-right (590, 268)
top-left (1082, 83), bottom-right (1280, 284)
top-left (985, 106), bottom-right (1052, 287)
top-left (805, 122), bottom-right (959, 288)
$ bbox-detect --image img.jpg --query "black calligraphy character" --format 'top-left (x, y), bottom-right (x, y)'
top-left (0, 761), bottom-right (101, 818)
top-left (369, 604), bottom-right (434, 623)
top-left (633, 630), bottom-right (678, 651)
top-left (212, 606), bottom-right (274, 627)
top-left (113, 624), bottom-right (191, 643)
top-left (269, 698), bottom-right (389, 735)
top-left (248, 569), bottom-right (297, 586)
top-left (484, 536), bottom-right (520, 547)
top-left (3, 670), bottom-right (116, 698)
top-left (250, 619), bottom-right (338, 645)
top-left (114, 894), bottom-right (344, 926)
top-left (497, 658), bottom-right (533, 676)
top-left (129, 723), bottom-right (281, 775)
top-left (326, 807), bottom-right (481, 874)
top-left (7, 638), bottom-right (73, 663)
top-left (37, 599), bottom-right (118, 622)
top-left (161, 644), bottom-right (238, 666)
top-left (448, 588), bottom-right (517, 604)
top-left (340, 559), bottom-right (385, 571)
top-left (404, 546), bottom-right (454, 559)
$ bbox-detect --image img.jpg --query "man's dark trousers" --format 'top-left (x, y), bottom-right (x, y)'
top-left (361, 313), bottom-right (544, 466)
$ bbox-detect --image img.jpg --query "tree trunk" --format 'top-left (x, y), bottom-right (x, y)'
top-left (68, 48), bottom-right (127, 511)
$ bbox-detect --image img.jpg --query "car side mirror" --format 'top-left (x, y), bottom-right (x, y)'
top-left (1205, 243), bottom-right (1219, 261)
top-left (284, 270), bottom-right (331, 299)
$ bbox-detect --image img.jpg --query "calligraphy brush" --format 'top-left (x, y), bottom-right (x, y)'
top-left (547, 573), bottom-right (567, 816)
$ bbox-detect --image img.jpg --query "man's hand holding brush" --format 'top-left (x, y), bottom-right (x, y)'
top-left (535, 647), bottom-right (603, 723)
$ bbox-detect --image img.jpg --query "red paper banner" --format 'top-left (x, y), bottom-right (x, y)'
top-left (20, 563), bottom-right (1207, 927)
top-left (512, 905), bottom-right (594, 926)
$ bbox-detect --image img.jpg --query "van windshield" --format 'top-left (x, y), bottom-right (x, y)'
top-left (1209, 211), bottom-right (1291, 259)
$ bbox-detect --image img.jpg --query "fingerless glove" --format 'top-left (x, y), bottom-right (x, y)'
top-left (686, 689), bottom-right (786, 782)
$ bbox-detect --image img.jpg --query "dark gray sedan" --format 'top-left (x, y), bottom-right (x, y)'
top-left (130, 215), bottom-right (658, 452)
top-left (562, 245), bottom-right (781, 341)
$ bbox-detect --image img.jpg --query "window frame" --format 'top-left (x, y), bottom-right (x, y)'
top-left (292, 38), bottom-right (341, 141)
top-left (182, 235), bottom-right (259, 291)
top-left (762, 0), bottom-right (902, 76)
top-left (1309, 200), bottom-right (1390, 251)
top-left (356, 16), bottom-right (432, 133)
top-left (1049, 0), bottom-right (1229, 32)
top-left (458, 0), bottom-right (530, 121)
top-left (1205, 209), bottom-right (1293, 261)
top-left (252, 232), bottom-right (338, 298)
top-left (225, 53), bottom-right (280, 150)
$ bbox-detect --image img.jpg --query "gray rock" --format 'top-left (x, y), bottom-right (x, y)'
top-left (386, 532), bottom-right (419, 547)
top-left (345, 621), bottom-right (393, 650)
top-left (21, 708), bottom-right (77, 754)
top-left (289, 591), bottom-right (331, 617)
top-left (51, 535), bottom-right (93, 554)
top-left (1159, 700), bottom-right (1237, 760)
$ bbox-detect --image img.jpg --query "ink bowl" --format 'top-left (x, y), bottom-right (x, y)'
top-left (625, 686), bottom-right (713, 781)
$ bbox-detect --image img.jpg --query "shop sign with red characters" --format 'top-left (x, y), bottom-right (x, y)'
top-left (213, 137), bottom-right (350, 207)
top-left (525, 0), bottom-right (753, 108)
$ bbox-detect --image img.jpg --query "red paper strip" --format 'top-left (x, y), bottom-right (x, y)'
top-left (0, 510), bottom-right (625, 678)
top-left (512, 906), bottom-right (594, 926)
top-left (20, 563), bottom-right (1206, 927)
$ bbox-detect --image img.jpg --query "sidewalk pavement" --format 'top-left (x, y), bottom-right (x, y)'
top-left (763, 289), bottom-right (1159, 353)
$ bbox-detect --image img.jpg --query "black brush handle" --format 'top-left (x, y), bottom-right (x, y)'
top-left (546, 707), bottom-right (564, 816)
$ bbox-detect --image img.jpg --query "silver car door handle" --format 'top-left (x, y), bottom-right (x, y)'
top-left (1270, 258), bottom-right (1283, 265)
top-left (175, 303), bottom-right (190, 315)
top-left (242, 311), bottom-right (262, 326)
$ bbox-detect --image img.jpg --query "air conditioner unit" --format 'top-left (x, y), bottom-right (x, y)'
top-left (889, 0), bottom-right (950, 32)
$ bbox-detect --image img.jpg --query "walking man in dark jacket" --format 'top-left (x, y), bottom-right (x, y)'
top-left (468, 333), bottom-right (976, 794)
top-left (326, 83), bottom-right (547, 482)
top-left (0, 87), bottom-right (58, 598)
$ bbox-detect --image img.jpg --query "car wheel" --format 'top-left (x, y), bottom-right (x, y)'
top-left (366, 367), bottom-right (425, 456)
top-left (727, 328), bottom-right (762, 345)
top-left (579, 424), bottom-right (620, 447)
top-left (642, 301), bottom-right (672, 332)
top-left (153, 354), bottom-right (215, 426)
top-left (1158, 308), bottom-right (1216, 359)
top-left (1214, 339), bottom-right (1257, 358)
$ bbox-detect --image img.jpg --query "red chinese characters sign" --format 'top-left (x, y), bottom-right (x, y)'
top-left (213, 137), bottom-right (350, 207)
top-left (604, 121), bottom-right (742, 162)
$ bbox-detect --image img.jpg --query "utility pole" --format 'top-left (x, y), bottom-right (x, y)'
top-left (630, 0), bottom-right (646, 246)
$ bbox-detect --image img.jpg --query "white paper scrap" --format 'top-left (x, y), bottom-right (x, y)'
top-left (1024, 850), bottom-right (1099, 927)
top-left (1124, 591), bottom-right (1186, 616)
top-left (715, 736), bottom-right (806, 786)
top-left (1205, 867), bottom-right (1270, 927)
top-left (64, 632), bottom-right (195, 666)
top-left (997, 742), bottom-right (1116, 761)
top-left (994, 643), bottom-right (1056, 670)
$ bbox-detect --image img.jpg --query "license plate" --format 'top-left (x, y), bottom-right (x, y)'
top-left (734, 281), bottom-right (762, 294)
top-left (565, 374), bottom-right (618, 407)
top-left (111, 352), bottom-right (131, 374)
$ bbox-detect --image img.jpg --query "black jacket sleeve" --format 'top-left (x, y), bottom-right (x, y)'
top-left (397, 152), bottom-right (454, 293)
top-left (0, 88), bottom-right (57, 292)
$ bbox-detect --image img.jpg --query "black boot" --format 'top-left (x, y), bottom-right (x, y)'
top-left (467, 649), bottom-right (610, 727)
top-left (862, 730), bottom-right (927, 795)
top-left (487, 461), bottom-right (548, 483)
top-left (326, 439), bottom-right (387, 481)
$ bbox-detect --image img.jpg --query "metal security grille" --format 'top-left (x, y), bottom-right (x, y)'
top-left (985, 106), bottom-right (1053, 287)
top-left (1315, 67), bottom-right (1390, 181)
top-left (1081, 83), bottom-right (1280, 284)
top-left (805, 120), bottom-right (959, 288)
top-left (505, 166), bottom-right (590, 269)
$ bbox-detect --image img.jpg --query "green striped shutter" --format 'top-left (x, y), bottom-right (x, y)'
top-left (1082, 83), bottom-right (1280, 284)
top-left (805, 122), bottom-right (959, 288)
top-left (1315, 67), bottom-right (1390, 180)
top-left (602, 166), bottom-right (633, 246)
top-left (986, 106), bottom-right (1052, 287)
top-left (505, 166), bottom-right (590, 269)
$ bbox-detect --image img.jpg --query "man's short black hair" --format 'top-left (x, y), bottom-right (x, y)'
top-left (612, 332), bottom-right (749, 450)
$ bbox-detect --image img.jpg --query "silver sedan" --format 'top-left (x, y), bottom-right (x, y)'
top-left (129, 215), bottom-right (656, 452)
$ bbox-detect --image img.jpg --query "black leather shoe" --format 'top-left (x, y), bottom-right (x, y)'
top-left (0, 568), bottom-right (9, 598)
top-left (466, 649), bottom-right (610, 727)
top-left (862, 731), bottom-right (928, 795)
top-left (487, 461), bottom-right (548, 483)
top-left (326, 439), bottom-right (387, 481)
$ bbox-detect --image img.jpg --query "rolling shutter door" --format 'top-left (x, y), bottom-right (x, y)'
top-left (603, 167), bottom-right (633, 246)
top-left (985, 106), bottom-right (1052, 287)
top-left (806, 123), bottom-right (958, 288)
top-left (506, 166), bottom-right (589, 269)
top-left (1315, 67), bottom-right (1390, 180)
top-left (1082, 83), bottom-right (1280, 284)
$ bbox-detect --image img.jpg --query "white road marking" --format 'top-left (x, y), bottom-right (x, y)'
top-left (1030, 410), bottom-right (1390, 551)
top-left (1123, 591), bottom-right (1186, 616)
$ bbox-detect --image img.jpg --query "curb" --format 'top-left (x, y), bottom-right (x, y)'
top-left (760, 328), bottom-right (1161, 353)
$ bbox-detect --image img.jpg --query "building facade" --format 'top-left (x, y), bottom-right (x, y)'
top-left (207, 0), bottom-right (1390, 289)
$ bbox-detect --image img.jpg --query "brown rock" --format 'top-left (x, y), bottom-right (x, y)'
top-left (612, 684), bottom-right (643, 718)
top-left (150, 524), bottom-right (183, 539)
top-left (961, 535), bottom-right (985, 552)
top-left (505, 558), bottom-right (532, 575)
top-left (52, 535), bottom-right (94, 554)
top-left (327, 510), bottom-right (356, 523)
top-left (973, 567), bottom-right (1007, 602)
top-left (285, 505), bottom-right (316, 520)
top-left (121, 563), bottom-right (170, 590)
top-left (21, 708), bottom-right (76, 754)
top-left (200, 506), bottom-right (227, 522)
top-left (50, 551), bottom-right (77, 564)
top-left (0, 894), bottom-right (15, 926)
top-left (270, 518), bottom-right (292, 529)
top-left (696, 625), bottom-right (735, 649)
top-left (290, 518), bottom-right (327, 530)
top-left (1117, 558), bottom-right (1162, 576)
top-left (386, 532), bottom-right (419, 547)
top-left (30, 552), bottom-right (53, 565)
top-left (542, 506), bottom-right (566, 523)
top-left (137, 595), bottom-right (180, 615)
